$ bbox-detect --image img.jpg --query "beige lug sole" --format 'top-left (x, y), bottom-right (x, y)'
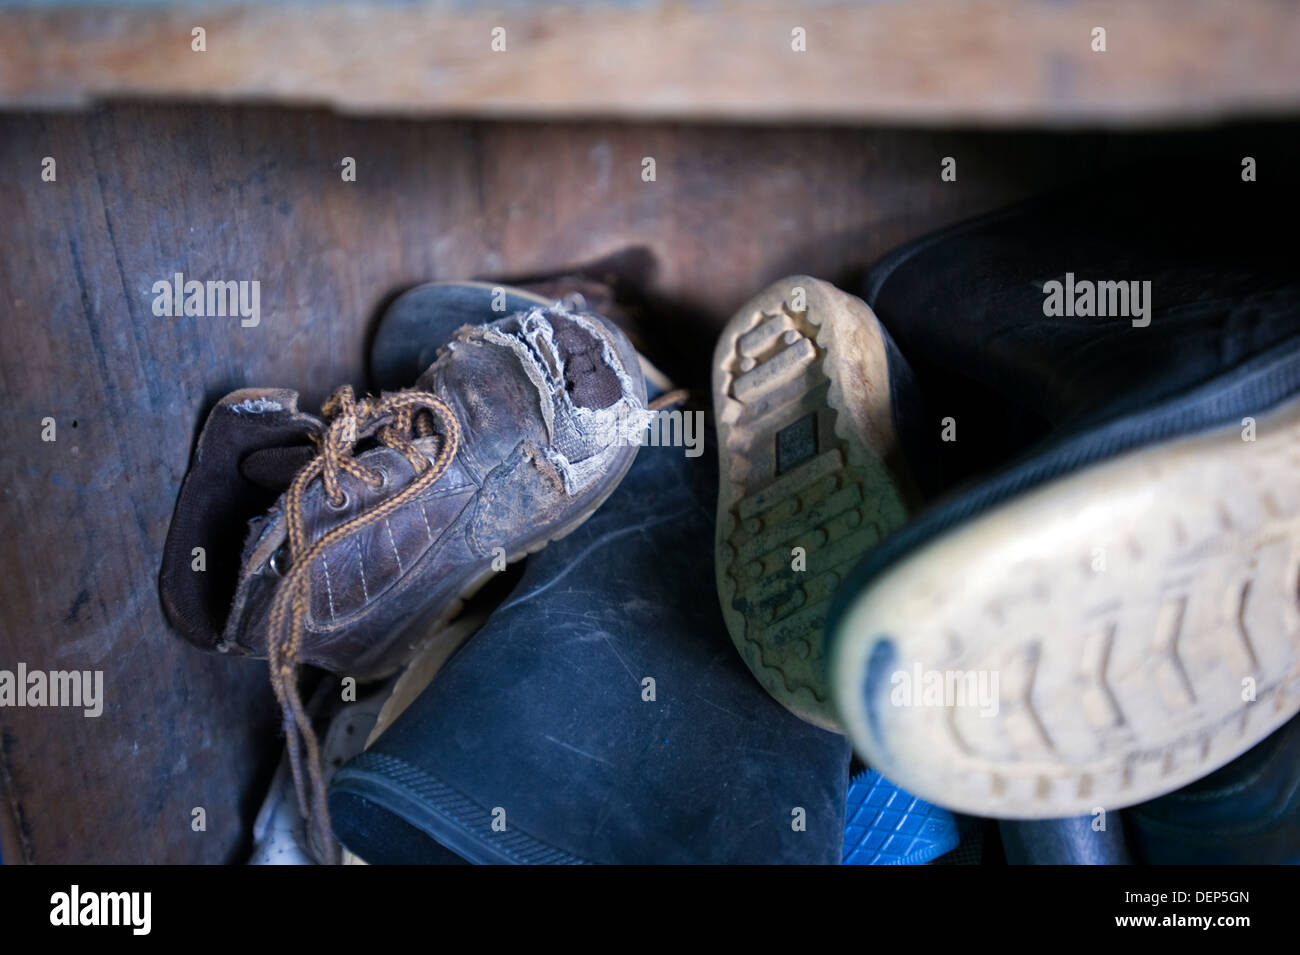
top-left (714, 276), bottom-right (910, 731)
top-left (831, 394), bottom-right (1300, 818)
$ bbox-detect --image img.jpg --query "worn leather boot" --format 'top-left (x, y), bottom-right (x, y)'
top-left (163, 298), bottom-right (647, 674)
top-left (160, 290), bottom-right (649, 852)
top-left (828, 162), bottom-right (1300, 819)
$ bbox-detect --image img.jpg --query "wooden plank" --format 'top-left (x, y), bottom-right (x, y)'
top-left (0, 1), bottom-right (1298, 125)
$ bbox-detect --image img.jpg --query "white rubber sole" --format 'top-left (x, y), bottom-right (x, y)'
top-left (831, 393), bottom-right (1300, 818)
top-left (714, 276), bottom-right (909, 730)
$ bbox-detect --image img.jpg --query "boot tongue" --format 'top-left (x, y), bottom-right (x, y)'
top-left (240, 445), bottom-right (317, 491)
top-left (160, 388), bottom-right (323, 653)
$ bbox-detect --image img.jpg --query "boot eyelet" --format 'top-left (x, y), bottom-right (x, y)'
top-left (268, 544), bottom-right (290, 577)
top-left (370, 466), bottom-right (388, 491)
top-left (326, 489), bottom-right (351, 511)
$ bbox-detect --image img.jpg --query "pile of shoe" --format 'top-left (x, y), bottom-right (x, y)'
top-left (160, 163), bottom-right (1300, 864)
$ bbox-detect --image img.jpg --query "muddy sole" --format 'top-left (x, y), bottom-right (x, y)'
top-left (713, 276), bottom-right (909, 730)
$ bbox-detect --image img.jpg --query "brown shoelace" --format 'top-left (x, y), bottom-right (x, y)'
top-left (266, 385), bottom-right (460, 864)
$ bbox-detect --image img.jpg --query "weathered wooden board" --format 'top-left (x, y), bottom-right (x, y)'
top-left (1, 1), bottom-right (1299, 125)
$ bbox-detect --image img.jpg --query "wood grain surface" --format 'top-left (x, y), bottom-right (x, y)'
top-left (1, 1), bottom-right (1298, 125)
